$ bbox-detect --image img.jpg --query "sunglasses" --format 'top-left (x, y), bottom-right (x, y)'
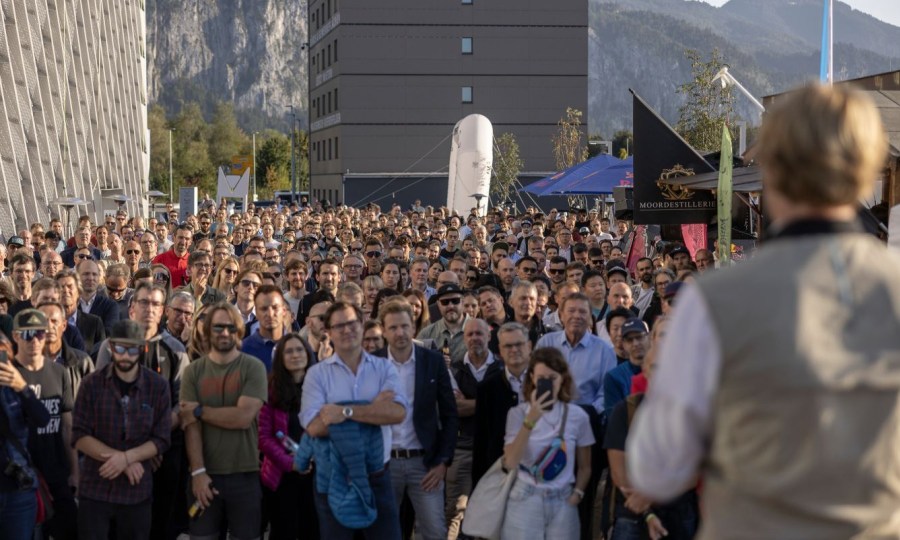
top-left (222, 267), bottom-right (237, 276)
top-left (548, 269), bottom-right (565, 275)
top-left (112, 344), bottom-right (141, 356)
top-left (76, 254), bottom-right (92, 260)
top-left (240, 279), bottom-right (261, 289)
top-left (17, 329), bottom-right (47, 341)
top-left (365, 251), bottom-right (382, 258)
top-left (211, 324), bottom-right (238, 334)
top-left (125, 249), bottom-right (141, 255)
top-left (439, 297), bottom-right (462, 306)
top-left (263, 272), bottom-right (282, 279)
top-left (106, 287), bottom-right (126, 294)
top-left (153, 273), bottom-right (170, 282)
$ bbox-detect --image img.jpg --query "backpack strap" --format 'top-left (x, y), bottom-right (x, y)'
top-left (557, 403), bottom-right (569, 438)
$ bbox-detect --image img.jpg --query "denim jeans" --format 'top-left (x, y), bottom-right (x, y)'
top-left (390, 456), bottom-right (447, 540)
top-left (314, 467), bottom-right (401, 540)
top-left (445, 448), bottom-right (472, 540)
top-left (500, 480), bottom-right (579, 540)
top-left (0, 488), bottom-right (37, 540)
top-left (609, 516), bottom-right (648, 540)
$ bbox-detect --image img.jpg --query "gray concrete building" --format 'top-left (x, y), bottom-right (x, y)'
top-left (307, 0), bottom-right (588, 210)
top-left (0, 0), bottom-right (148, 235)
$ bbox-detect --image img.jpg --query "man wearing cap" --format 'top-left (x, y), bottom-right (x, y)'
top-left (602, 318), bottom-right (649, 418)
top-left (72, 320), bottom-right (171, 540)
top-left (417, 284), bottom-right (469, 364)
top-left (668, 245), bottom-right (692, 273)
top-left (515, 218), bottom-right (535, 256)
top-left (12, 309), bottom-right (79, 538)
top-left (629, 85), bottom-right (900, 537)
top-left (606, 261), bottom-right (630, 288)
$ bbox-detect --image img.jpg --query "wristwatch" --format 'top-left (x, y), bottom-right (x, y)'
top-left (193, 405), bottom-right (204, 421)
top-left (342, 406), bottom-right (354, 419)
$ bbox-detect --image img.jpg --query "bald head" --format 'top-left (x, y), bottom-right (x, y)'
top-left (607, 282), bottom-right (633, 310)
top-left (437, 270), bottom-right (459, 287)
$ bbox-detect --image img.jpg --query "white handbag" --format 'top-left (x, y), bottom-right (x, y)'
top-left (461, 457), bottom-right (517, 539)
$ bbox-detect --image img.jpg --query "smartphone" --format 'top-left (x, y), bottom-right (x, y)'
top-left (536, 378), bottom-right (554, 410)
top-left (0, 351), bottom-right (7, 364)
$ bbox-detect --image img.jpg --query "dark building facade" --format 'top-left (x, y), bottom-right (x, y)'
top-left (307, 0), bottom-right (588, 209)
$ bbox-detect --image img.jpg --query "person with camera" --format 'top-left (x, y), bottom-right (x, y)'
top-left (0, 331), bottom-right (50, 540)
top-left (500, 347), bottom-right (594, 540)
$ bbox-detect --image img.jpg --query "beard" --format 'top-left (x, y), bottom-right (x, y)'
top-left (114, 359), bottom-right (139, 374)
top-left (641, 273), bottom-right (652, 284)
top-left (212, 335), bottom-right (236, 353)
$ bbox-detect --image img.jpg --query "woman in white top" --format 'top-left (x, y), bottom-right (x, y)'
top-left (501, 347), bottom-right (595, 540)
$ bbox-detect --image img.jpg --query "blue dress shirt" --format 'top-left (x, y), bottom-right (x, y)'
top-left (536, 330), bottom-right (617, 415)
top-left (300, 350), bottom-right (408, 464)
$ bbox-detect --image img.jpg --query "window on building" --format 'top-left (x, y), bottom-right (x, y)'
top-left (461, 86), bottom-right (473, 103)
top-left (462, 0), bottom-right (473, 4)
top-left (327, 92), bottom-right (332, 114)
top-left (335, 137), bottom-right (339, 159)
top-left (327, 44), bottom-right (332, 67)
top-left (328, 138), bottom-right (333, 160)
top-left (326, 0), bottom-right (331, 19)
top-left (334, 88), bottom-right (339, 110)
top-left (461, 37), bottom-right (473, 54)
top-left (334, 40), bottom-right (338, 62)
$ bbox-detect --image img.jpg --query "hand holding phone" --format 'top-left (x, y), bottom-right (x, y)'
top-left (535, 378), bottom-right (555, 411)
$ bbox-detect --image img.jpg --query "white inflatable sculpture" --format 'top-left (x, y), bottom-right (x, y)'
top-left (447, 114), bottom-right (493, 216)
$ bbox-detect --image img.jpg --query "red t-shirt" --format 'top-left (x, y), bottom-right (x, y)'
top-left (152, 249), bottom-right (189, 287)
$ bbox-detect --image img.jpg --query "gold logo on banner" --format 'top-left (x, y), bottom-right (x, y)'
top-left (656, 165), bottom-right (696, 201)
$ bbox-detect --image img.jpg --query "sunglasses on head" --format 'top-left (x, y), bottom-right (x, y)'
top-left (112, 343), bottom-right (141, 356)
top-left (17, 329), bottom-right (46, 341)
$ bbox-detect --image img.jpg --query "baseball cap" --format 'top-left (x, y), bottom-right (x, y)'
top-left (7, 236), bottom-right (24, 248)
top-left (663, 281), bottom-right (684, 300)
top-left (433, 283), bottom-right (463, 300)
top-left (13, 309), bottom-right (48, 331)
top-left (109, 320), bottom-right (145, 346)
top-left (606, 263), bottom-right (629, 278)
top-left (621, 317), bottom-right (649, 337)
top-left (521, 219), bottom-right (533, 226)
top-left (670, 246), bottom-right (690, 258)
top-left (579, 227), bottom-right (590, 235)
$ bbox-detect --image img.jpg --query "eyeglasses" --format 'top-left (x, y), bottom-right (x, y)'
top-left (466, 274), bottom-right (478, 281)
top-left (17, 329), bottom-right (47, 341)
top-left (365, 251), bottom-right (382, 258)
top-left (263, 272), bottom-right (282, 279)
top-left (153, 273), bottom-right (169, 282)
top-left (168, 306), bottom-right (193, 318)
top-left (328, 319), bottom-right (359, 333)
top-left (439, 297), bottom-right (461, 306)
top-left (135, 298), bottom-right (164, 309)
top-left (342, 264), bottom-right (363, 270)
top-left (240, 279), bottom-right (261, 289)
top-left (655, 281), bottom-right (671, 288)
top-left (125, 249), bottom-right (141, 255)
top-left (350, 247), bottom-right (362, 253)
top-left (519, 267), bottom-right (537, 274)
top-left (548, 268), bottom-right (565, 275)
top-left (192, 263), bottom-right (212, 270)
top-left (112, 344), bottom-right (141, 356)
top-left (106, 286), bottom-right (127, 294)
top-left (211, 324), bottom-right (238, 334)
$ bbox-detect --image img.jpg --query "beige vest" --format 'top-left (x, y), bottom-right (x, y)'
top-left (696, 233), bottom-right (900, 539)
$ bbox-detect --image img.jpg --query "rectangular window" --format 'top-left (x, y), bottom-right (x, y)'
top-left (328, 139), bottom-right (333, 160)
top-left (462, 0), bottom-right (473, 4)
top-left (334, 88), bottom-right (339, 110)
top-left (327, 44), bottom-right (332, 67)
top-left (334, 40), bottom-right (338, 62)
top-left (327, 92), bottom-right (332, 114)
top-left (461, 37), bottom-right (473, 54)
top-left (335, 137), bottom-right (339, 159)
top-left (461, 86), bottom-right (473, 103)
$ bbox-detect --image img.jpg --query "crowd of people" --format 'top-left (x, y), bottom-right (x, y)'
top-left (2, 82), bottom-right (897, 540)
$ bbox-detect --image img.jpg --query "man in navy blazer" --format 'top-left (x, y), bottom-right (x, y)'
top-left (76, 259), bottom-right (119, 335)
top-left (376, 299), bottom-right (458, 540)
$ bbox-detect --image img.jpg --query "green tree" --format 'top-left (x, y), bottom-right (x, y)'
top-left (491, 132), bottom-right (524, 204)
top-left (147, 105), bottom-right (171, 196)
top-left (675, 48), bottom-right (735, 153)
top-left (171, 103), bottom-right (214, 195)
top-left (552, 107), bottom-right (588, 207)
top-left (256, 133), bottom-right (291, 199)
top-left (207, 102), bottom-right (251, 170)
top-left (612, 130), bottom-right (633, 159)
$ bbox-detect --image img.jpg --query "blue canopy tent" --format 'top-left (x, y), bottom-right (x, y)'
top-left (519, 154), bottom-right (622, 197)
top-left (548, 156), bottom-right (633, 195)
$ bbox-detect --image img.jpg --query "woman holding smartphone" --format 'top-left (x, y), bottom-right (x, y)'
top-left (501, 347), bottom-right (594, 540)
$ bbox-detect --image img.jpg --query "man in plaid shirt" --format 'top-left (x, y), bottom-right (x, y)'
top-left (72, 319), bottom-right (171, 540)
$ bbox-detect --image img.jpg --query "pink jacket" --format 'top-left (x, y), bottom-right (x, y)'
top-left (258, 402), bottom-right (294, 491)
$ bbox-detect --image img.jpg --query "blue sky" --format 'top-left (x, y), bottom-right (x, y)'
top-left (698, 0), bottom-right (900, 28)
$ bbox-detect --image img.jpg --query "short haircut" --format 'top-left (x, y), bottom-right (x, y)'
top-left (560, 291), bottom-right (590, 312)
top-left (515, 256), bottom-right (537, 268)
top-left (510, 281), bottom-right (537, 299)
top-left (130, 282), bottom-right (167, 306)
top-left (253, 284), bottom-right (285, 304)
top-left (31, 278), bottom-right (60, 300)
top-left (10, 253), bottom-right (35, 271)
top-left (477, 285), bottom-right (502, 299)
top-left (605, 307), bottom-right (635, 333)
top-left (106, 263), bottom-right (131, 279)
top-left (581, 270), bottom-right (605, 288)
top-left (188, 250), bottom-right (211, 266)
top-left (410, 256), bottom-right (430, 269)
top-left (377, 298), bottom-right (414, 326)
top-left (497, 321), bottom-right (529, 342)
top-left (566, 262), bottom-right (586, 273)
top-left (168, 290), bottom-right (196, 308)
top-left (548, 256), bottom-right (568, 267)
top-left (323, 301), bottom-right (364, 330)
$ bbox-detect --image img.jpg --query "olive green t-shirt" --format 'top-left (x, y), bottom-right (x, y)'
top-left (180, 353), bottom-right (268, 474)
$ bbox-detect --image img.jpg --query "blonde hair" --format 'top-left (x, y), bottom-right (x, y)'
top-left (756, 84), bottom-right (887, 206)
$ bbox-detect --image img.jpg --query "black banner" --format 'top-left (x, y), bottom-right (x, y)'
top-left (631, 90), bottom-right (717, 225)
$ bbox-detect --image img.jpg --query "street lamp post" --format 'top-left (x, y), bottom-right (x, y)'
top-left (168, 128), bottom-right (175, 202)
top-left (252, 131), bottom-right (259, 202)
top-left (287, 105), bottom-right (298, 203)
